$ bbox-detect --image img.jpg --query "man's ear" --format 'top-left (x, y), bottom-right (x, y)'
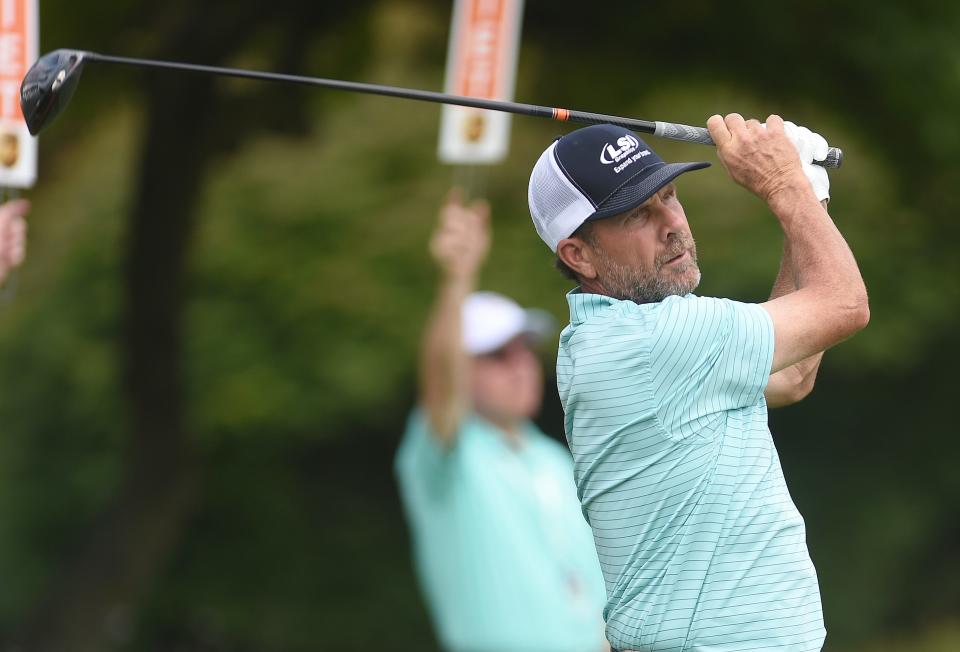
top-left (557, 237), bottom-right (598, 280)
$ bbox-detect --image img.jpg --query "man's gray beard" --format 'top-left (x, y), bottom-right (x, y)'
top-left (594, 238), bottom-right (701, 304)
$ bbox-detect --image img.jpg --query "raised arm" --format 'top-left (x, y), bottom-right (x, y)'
top-left (419, 190), bottom-right (490, 446)
top-left (707, 114), bottom-right (869, 373)
top-left (764, 235), bottom-right (824, 407)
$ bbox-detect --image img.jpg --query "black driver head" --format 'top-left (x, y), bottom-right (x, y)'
top-left (20, 49), bottom-right (88, 136)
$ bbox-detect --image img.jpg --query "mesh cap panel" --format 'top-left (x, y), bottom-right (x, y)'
top-left (527, 143), bottom-right (595, 251)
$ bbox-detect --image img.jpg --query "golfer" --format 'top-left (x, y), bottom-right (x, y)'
top-left (526, 115), bottom-right (869, 651)
top-left (0, 199), bottom-right (28, 284)
top-left (395, 190), bottom-right (609, 652)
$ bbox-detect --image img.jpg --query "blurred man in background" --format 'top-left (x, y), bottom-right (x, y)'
top-left (395, 190), bottom-right (609, 652)
top-left (0, 199), bottom-right (28, 284)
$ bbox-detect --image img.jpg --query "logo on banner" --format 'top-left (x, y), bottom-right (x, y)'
top-left (0, 132), bottom-right (18, 167)
top-left (462, 112), bottom-right (486, 142)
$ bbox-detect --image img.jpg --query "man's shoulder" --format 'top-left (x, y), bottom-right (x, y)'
top-left (396, 408), bottom-right (505, 481)
top-left (524, 423), bottom-right (566, 449)
top-left (559, 294), bottom-right (752, 368)
top-left (400, 407), bottom-right (498, 447)
top-left (654, 294), bottom-right (732, 324)
top-left (562, 293), bottom-right (709, 339)
top-left (523, 425), bottom-right (575, 467)
top-left (654, 295), bottom-right (773, 342)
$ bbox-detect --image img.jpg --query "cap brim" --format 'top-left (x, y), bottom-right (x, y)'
top-left (587, 161), bottom-right (710, 221)
top-left (468, 308), bottom-right (556, 356)
top-left (521, 308), bottom-right (556, 344)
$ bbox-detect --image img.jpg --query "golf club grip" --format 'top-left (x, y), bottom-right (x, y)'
top-left (654, 121), bottom-right (842, 169)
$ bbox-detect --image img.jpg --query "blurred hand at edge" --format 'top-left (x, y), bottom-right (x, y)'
top-left (429, 188), bottom-right (490, 284)
top-left (0, 199), bottom-right (29, 285)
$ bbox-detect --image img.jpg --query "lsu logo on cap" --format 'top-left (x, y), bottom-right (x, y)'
top-left (600, 135), bottom-right (640, 164)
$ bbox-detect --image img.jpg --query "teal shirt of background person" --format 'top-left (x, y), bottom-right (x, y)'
top-left (395, 408), bottom-right (608, 652)
top-left (558, 290), bottom-right (826, 652)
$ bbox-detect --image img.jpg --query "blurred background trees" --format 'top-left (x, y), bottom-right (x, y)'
top-left (0, 0), bottom-right (956, 650)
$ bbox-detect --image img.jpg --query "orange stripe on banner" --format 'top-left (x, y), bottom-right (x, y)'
top-left (0, 0), bottom-right (31, 121)
top-left (456, 0), bottom-right (508, 99)
top-left (553, 108), bottom-right (570, 122)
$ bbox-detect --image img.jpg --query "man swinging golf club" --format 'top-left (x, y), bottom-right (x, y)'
top-left (527, 114), bottom-right (869, 651)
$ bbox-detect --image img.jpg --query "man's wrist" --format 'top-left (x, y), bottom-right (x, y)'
top-left (765, 180), bottom-right (823, 216)
top-left (441, 271), bottom-right (477, 295)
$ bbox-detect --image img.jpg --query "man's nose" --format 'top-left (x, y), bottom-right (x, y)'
top-left (654, 202), bottom-right (688, 239)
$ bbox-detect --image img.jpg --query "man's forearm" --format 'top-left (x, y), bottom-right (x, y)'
top-left (765, 226), bottom-right (825, 407)
top-left (769, 188), bottom-right (866, 314)
top-left (769, 237), bottom-right (795, 301)
top-left (418, 191), bottom-right (490, 444)
top-left (419, 274), bottom-right (474, 444)
top-left (763, 184), bottom-right (869, 366)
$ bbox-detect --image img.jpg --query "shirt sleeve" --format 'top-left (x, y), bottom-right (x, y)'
top-left (646, 295), bottom-right (774, 438)
top-left (394, 408), bottom-right (458, 506)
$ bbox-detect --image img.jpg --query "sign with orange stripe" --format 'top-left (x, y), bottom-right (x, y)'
top-left (438, 0), bottom-right (525, 164)
top-left (0, 0), bottom-right (37, 188)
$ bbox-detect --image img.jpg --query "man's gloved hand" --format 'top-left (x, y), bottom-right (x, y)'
top-left (782, 121), bottom-right (830, 203)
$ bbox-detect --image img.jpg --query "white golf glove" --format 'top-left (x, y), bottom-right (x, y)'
top-left (781, 121), bottom-right (830, 202)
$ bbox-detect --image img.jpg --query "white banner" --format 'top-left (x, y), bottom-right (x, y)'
top-left (438, 0), bottom-right (525, 165)
top-left (0, 0), bottom-right (37, 188)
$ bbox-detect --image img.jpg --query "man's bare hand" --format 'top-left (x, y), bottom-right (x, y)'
top-left (0, 199), bottom-right (29, 285)
top-left (707, 114), bottom-right (811, 203)
top-left (429, 188), bottom-right (490, 283)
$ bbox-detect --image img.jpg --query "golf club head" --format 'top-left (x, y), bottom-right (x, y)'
top-left (20, 49), bottom-right (89, 136)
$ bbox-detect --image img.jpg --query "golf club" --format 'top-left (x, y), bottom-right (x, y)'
top-left (21, 49), bottom-right (843, 168)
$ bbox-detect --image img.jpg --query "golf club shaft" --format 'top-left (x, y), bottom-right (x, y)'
top-left (85, 52), bottom-right (842, 168)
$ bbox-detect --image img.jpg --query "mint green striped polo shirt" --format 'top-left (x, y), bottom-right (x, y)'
top-left (395, 410), bottom-right (608, 652)
top-left (558, 290), bottom-right (825, 652)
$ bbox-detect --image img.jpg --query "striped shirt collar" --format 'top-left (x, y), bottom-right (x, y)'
top-left (566, 288), bottom-right (618, 326)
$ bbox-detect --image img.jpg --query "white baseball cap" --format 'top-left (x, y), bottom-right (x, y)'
top-left (462, 292), bottom-right (554, 355)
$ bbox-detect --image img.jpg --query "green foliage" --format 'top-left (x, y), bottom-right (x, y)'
top-left (0, 112), bottom-right (134, 628)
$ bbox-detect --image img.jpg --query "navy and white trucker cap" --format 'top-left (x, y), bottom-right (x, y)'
top-left (528, 124), bottom-right (711, 251)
